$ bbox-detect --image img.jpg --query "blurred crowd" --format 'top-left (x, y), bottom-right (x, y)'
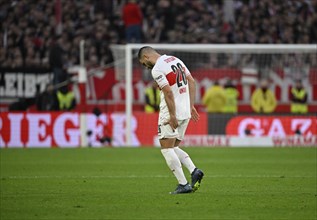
top-left (142, 0), bottom-right (317, 44)
top-left (0, 0), bottom-right (316, 69)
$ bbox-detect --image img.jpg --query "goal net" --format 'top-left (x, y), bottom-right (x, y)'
top-left (107, 44), bottom-right (317, 147)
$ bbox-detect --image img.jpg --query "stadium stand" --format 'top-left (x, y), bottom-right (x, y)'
top-left (1, 0), bottom-right (316, 68)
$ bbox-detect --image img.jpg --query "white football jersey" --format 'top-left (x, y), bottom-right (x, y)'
top-left (151, 54), bottom-right (191, 123)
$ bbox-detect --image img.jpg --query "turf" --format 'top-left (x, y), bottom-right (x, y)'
top-left (0, 147), bottom-right (316, 220)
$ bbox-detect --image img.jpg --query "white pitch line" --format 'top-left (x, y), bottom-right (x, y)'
top-left (0, 175), bottom-right (315, 179)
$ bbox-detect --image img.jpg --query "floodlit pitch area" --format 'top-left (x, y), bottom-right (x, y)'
top-left (0, 148), bottom-right (316, 220)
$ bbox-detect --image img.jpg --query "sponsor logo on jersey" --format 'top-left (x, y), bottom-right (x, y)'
top-left (155, 75), bottom-right (163, 80)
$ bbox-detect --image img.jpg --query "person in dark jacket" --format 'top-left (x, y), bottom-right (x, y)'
top-left (36, 84), bottom-right (59, 111)
top-left (49, 36), bottom-right (67, 85)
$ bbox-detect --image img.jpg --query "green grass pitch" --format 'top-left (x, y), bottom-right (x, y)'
top-left (0, 147), bottom-right (316, 220)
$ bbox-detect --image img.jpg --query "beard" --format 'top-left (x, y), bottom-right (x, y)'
top-left (145, 61), bottom-right (154, 69)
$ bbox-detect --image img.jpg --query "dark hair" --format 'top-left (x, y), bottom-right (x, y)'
top-left (137, 46), bottom-right (156, 60)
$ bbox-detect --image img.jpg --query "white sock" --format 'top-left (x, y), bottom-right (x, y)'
top-left (174, 147), bottom-right (196, 174)
top-left (161, 148), bottom-right (188, 185)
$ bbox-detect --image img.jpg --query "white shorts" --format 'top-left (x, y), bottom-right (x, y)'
top-left (158, 119), bottom-right (190, 140)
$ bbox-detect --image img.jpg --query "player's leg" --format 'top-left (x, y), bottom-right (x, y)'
top-left (173, 119), bottom-right (196, 173)
top-left (160, 138), bottom-right (188, 186)
top-left (159, 123), bottom-right (192, 194)
top-left (174, 139), bottom-right (196, 174)
top-left (173, 119), bottom-right (204, 192)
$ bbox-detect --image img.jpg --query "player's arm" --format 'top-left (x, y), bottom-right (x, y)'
top-left (152, 69), bottom-right (178, 129)
top-left (161, 85), bottom-right (178, 129)
top-left (187, 74), bottom-right (200, 122)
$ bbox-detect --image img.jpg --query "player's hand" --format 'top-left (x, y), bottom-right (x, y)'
top-left (191, 106), bottom-right (200, 122)
top-left (164, 115), bottom-right (178, 131)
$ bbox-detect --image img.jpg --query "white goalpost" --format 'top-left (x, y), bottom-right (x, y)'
top-left (110, 44), bottom-right (317, 146)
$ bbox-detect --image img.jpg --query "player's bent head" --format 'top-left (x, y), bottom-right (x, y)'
top-left (138, 46), bottom-right (157, 60)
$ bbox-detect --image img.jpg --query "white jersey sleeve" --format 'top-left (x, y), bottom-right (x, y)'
top-left (152, 69), bottom-right (168, 89)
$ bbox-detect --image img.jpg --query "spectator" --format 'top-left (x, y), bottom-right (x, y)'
top-left (122, 0), bottom-right (143, 43)
top-left (49, 36), bottom-right (66, 85)
top-left (223, 79), bottom-right (239, 113)
top-left (290, 80), bottom-right (308, 114)
top-left (36, 84), bottom-right (59, 111)
top-left (251, 79), bottom-right (277, 113)
top-left (56, 85), bottom-right (76, 111)
top-left (202, 81), bottom-right (226, 113)
top-left (144, 81), bottom-right (160, 113)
